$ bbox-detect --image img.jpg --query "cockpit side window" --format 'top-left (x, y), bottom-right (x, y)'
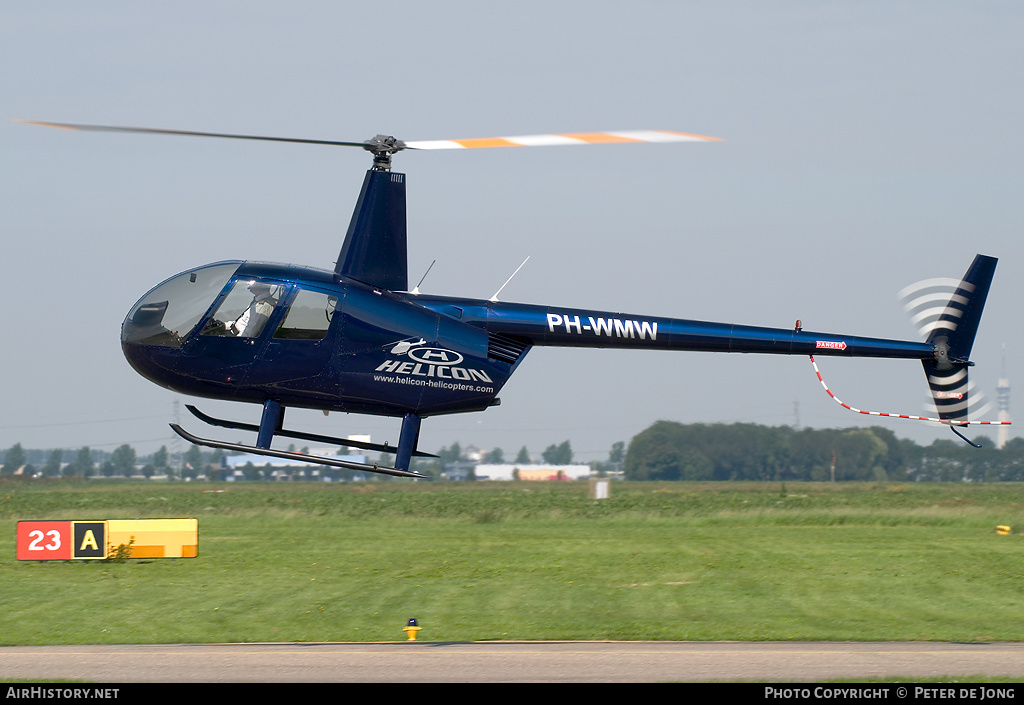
top-left (202, 280), bottom-right (287, 339)
top-left (274, 289), bottom-right (337, 340)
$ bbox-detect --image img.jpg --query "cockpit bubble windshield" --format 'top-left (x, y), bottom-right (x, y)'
top-left (122, 263), bottom-right (240, 347)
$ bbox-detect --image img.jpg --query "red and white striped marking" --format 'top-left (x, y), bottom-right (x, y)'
top-left (809, 356), bottom-right (1011, 427)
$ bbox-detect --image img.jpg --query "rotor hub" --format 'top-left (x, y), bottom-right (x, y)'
top-left (363, 134), bottom-right (407, 171)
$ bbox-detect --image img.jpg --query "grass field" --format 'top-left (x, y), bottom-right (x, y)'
top-left (2, 479), bottom-right (1023, 645)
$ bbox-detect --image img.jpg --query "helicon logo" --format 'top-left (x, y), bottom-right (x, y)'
top-left (407, 348), bottom-right (464, 366)
top-left (376, 341), bottom-right (492, 384)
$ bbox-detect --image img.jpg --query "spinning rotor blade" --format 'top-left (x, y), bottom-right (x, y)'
top-left (404, 130), bottom-right (722, 150)
top-left (17, 121), bottom-right (721, 170)
top-left (18, 121), bottom-right (720, 152)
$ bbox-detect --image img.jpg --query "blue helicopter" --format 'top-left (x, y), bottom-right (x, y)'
top-left (21, 121), bottom-right (1003, 478)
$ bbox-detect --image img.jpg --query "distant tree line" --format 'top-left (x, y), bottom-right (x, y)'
top-left (624, 421), bottom-right (1024, 482)
top-left (17, 422), bottom-right (1020, 484)
top-left (0, 443), bottom-right (224, 480)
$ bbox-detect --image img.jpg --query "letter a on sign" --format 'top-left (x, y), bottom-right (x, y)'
top-left (72, 521), bottom-right (107, 559)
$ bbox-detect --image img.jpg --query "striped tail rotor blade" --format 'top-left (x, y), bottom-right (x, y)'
top-left (899, 255), bottom-right (997, 361)
top-left (922, 363), bottom-right (994, 422)
top-left (922, 361), bottom-right (972, 423)
top-left (899, 277), bottom-right (965, 339)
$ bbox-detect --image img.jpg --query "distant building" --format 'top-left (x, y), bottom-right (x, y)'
top-left (222, 451), bottom-right (368, 481)
top-left (473, 464), bottom-right (591, 481)
top-left (441, 460), bottom-right (477, 481)
top-left (462, 445), bottom-right (484, 463)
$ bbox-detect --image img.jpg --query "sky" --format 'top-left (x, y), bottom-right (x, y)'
top-left (3, 2), bottom-right (1023, 463)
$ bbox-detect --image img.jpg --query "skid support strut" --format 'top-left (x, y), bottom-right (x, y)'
top-left (395, 413), bottom-right (422, 472)
top-left (257, 400), bottom-right (284, 450)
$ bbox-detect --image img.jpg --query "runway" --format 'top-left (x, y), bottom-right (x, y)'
top-left (3, 641), bottom-right (1024, 683)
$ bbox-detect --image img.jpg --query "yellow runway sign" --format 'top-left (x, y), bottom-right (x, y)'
top-left (17, 519), bottom-right (197, 560)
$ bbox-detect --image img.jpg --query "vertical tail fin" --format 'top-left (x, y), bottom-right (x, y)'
top-left (335, 169), bottom-right (408, 291)
top-left (918, 255), bottom-right (998, 423)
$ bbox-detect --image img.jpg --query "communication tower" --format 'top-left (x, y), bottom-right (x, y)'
top-left (997, 345), bottom-right (1011, 449)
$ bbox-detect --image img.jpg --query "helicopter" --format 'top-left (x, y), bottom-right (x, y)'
top-left (19, 120), bottom-right (1007, 478)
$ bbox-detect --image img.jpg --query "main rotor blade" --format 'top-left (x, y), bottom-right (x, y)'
top-left (15, 120), bottom-right (371, 149)
top-left (404, 130), bottom-right (723, 150)
top-left (18, 121), bottom-right (722, 153)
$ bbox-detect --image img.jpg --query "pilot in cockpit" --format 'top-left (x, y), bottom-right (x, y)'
top-left (230, 281), bottom-right (279, 337)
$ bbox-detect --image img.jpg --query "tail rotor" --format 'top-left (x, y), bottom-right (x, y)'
top-left (901, 255), bottom-right (998, 426)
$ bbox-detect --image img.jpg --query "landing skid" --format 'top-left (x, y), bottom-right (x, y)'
top-left (185, 405), bottom-right (437, 458)
top-left (169, 423), bottom-right (427, 479)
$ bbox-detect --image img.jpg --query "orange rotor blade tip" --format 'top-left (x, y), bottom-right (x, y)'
top-left (14, 119), bottom-right (79, 131)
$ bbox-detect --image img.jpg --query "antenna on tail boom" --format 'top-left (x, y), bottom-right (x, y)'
top-left (489, 257), bottom-right (531, 303)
